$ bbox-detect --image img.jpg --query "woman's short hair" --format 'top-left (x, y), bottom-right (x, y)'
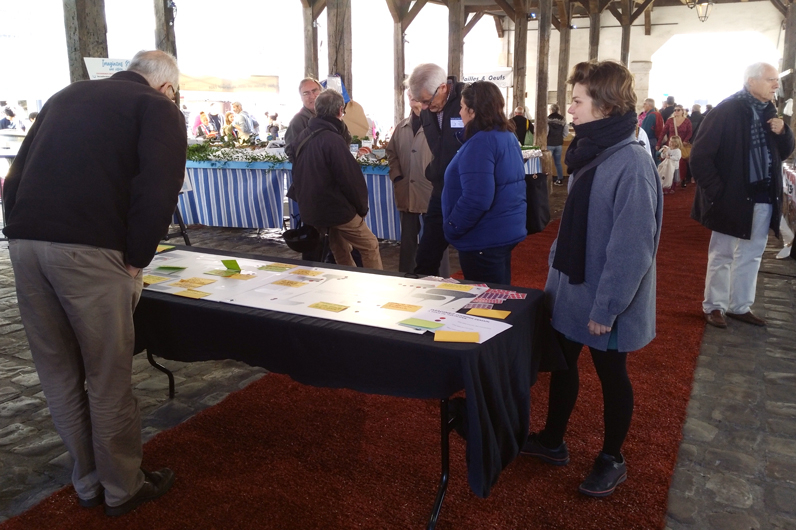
top-left (669, 135), bottom-right (683, 149)
top-left (567, 60), bottom-right (636, 117)
top-left (461, 81), bottom-right (513, 140)
top-left (314, 89), bottom-right (345, 119)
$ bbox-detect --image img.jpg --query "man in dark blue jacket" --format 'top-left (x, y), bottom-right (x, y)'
top-left (3, 50), bottom-right (186, 516)
top-left (408, 63), bottom-right (465, 276)
top-left (691, 62), bottom-right (795, 329)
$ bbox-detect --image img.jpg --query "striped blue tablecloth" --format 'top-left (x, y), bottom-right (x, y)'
top-left (523, 156), bottom-right (542, 174)
top-left (182, 161), bottom-right (400, 240)
top-left (285, 166), bottom-right (401, 241)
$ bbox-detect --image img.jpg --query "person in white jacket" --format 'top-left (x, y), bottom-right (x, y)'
top-left (657, 136), bottom-right (682, 193)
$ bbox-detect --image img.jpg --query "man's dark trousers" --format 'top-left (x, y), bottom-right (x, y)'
top-left (414, 194), bottom-right (449, 276)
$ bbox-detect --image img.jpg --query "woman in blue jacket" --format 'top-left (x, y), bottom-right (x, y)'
top-left (441, 81), bottom-right (526, 284)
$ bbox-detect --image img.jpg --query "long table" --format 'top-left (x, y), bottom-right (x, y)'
top-left (180, 161), bottom-right (401, 240)
top-left (133, 246), bottom-right (560, 528)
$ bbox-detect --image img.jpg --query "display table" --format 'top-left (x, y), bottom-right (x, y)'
top-left (181, 161), bottom-right (400, 240)
top-left (133, 245), bottom-right (560, 528)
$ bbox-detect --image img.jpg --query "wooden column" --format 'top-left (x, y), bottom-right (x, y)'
top-left (386, 0), bottom-right (428, 125)
top-left (301, 0), bottom-right (326, 79)
top-left (556, 0), bottom-right (571, 109)
top-left (511, 1), bottom-right (530, 111)
top-left (448, 0), bottom-right (465, 80)
top-left (154, 0), bottom-right (177, 57)
top-left (62, 0), bottom-right (108, 83)
top-left (588, 0), bottom-right (600, 61)
top-left (782, 0), bottom-right (796, 131)
top-left (327, 0), bottom-right (353, 97)
top-left (536, 0), bottom-right (552, 149)
top-left (620, 0), bottom-right (631, 65)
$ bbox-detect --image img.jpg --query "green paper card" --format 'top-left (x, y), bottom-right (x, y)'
top-left (222, 259), bottom-right (241, 271)
top-left (205, 269), bottom-right (238, 277)
top-left (398, 318), bottom-right (444, 330)
top-left (154, 266), bottom-right (187, 272)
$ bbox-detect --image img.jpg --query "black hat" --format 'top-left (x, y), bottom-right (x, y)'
top-left (282, 224), bottom-right (320, 253)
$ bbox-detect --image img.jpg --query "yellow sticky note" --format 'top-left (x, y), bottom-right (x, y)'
top-left (382, 302), bottom-right (422, 312)
top-left (467, 308), bottom-right (511, 319)
top-left (169, 277), bottom-right (217, 289)
top-left (272, 279), bottom-right (308, 288)
top-left (434, 331), bottom-right (480, 343)
top-left (173, 289), bottom-right (211, 299)
top-left (142, 275), bottom-right (171, 286)
top-left (228, 272), bottom-right (256, 280)
top-left (436, 283), bottom-right (473, 292)
top-left (259, 263), bottom-right (297, 272)
top-left (156, 245), bottom-right (174, 253)
top-left (308, 302), bottom-right (349, 313)
top-left (293, 269), bottom-right (323, 276)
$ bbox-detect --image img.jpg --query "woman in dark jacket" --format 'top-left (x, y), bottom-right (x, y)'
top-left (441, 81), bottom-right (526, 284)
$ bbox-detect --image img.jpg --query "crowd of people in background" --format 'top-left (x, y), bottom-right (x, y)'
top-left (179, 101), bottom-right (282, 142)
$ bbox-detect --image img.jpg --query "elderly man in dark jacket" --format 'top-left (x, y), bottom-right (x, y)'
top-left (3, 50), bottom-right (185, 516)
top-left (407, 63), bottom-right (465, 276)
top-left (286, 89), bottom-right (382, 270)
top-left (691, 62), bottom-right (795, 329)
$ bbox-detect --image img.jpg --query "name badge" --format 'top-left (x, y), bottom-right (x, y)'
top-left (450, 118), bottom-right (464, 129)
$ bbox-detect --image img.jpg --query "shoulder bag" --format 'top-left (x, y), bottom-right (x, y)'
top-left (673, 119), bottom-right (692, 159)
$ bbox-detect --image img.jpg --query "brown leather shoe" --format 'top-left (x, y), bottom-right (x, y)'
top-left (726, 311), bottom-right (766, 326)
top-left (104, 468), bottom-right (175, 517)
top-left (704, 310), bottom-right (727, 328)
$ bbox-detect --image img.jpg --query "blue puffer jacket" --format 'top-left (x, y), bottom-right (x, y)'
top-left (441, 128), bottom-right (527, 251)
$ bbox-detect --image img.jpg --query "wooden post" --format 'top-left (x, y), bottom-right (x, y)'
top-left (327, 0), bottom-right (353, 97)
top-left (300, 0), bottom-right (321, 79)
top-left (512, 1), bottom-right (530, 111)
top-left (536, 0), bottom-right (552, 149)
top-left (556, 0), bottom-right (571, 110)
top-left (448, 0), bottom-right (465, 80)
top-left (387, 0), bottom-right (410, 125)
top-left (154, 0), bottom-right (177, 57)
top-left (588, 0), bottom-right (600, 61)
top-left (782, 0), bottom-right (796, 132)
top-left (62, 0), bottom-right (108, 83)
top-left (620, 0), bottom-right (631, 65)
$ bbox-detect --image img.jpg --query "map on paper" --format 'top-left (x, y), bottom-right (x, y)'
top-left (142, 250), bottom-right (510, 340)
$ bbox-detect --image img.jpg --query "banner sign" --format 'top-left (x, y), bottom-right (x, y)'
top-left (462, 69), bottom-right (513, 88)
top-left (84, 58), bottom-right (130, 80)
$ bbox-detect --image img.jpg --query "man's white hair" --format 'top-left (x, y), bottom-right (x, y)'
top-left (127, 50), bottom-right (179, 89)
top-left (407, 63), bottom-right (447, 100)
top-left (743, 62), bottom-right (776, 89)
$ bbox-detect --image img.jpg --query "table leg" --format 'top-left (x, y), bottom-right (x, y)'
top-left (146, 350), bottom-right (175, 399)
top-left (427, 398), bottom-right (452, 530)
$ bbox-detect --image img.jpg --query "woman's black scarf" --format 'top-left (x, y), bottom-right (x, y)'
top-left (552, 110), bottom-right (637, 284)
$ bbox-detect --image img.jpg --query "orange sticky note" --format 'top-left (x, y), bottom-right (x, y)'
top-left (434, 331), bottom-right (480, 343)
top-left (466, 308), bottom-right (511, 319)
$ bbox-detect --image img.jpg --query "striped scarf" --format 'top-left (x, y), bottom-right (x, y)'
top-left (733, 88), bottom-right (772, 188)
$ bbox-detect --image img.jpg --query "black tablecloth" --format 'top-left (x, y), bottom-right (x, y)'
top-left (133, 246), bottom-right (559, 498)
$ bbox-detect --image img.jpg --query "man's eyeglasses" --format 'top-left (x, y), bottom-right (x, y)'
top-left (420, 84), bottom-right (441, 107)
top-left (301, 88), bottom-right (321, 98)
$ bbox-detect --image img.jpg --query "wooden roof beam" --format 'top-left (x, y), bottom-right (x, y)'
top-left (494, 14), bottom-right (505, 37)
top-left (494, 0), bottom-right (517, 19)
top-left (630, 0), bottom-right (655, 23)
top-left (464, 10), bottom-right (486, 36)
top-left (402, 0), bottom-right (429, 31)
top-left (770, 0), bottom-right (787, 15)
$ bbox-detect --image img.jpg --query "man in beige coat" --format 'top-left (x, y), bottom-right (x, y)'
top-left (386, 92), bottom-right (434, 272)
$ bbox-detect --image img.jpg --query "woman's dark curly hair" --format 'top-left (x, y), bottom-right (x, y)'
top-left (461, 81), bottom-right (514, 140)
top-left (567, 60), bottom-right (636, 117)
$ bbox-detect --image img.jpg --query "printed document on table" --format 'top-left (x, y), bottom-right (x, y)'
top-left (404, 308), bottom-right (512, 343)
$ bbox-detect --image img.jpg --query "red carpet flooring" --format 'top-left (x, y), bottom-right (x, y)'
top-left (1, 188), bottom-right (712, 530)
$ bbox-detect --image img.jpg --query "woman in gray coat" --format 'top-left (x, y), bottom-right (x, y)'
top-left (521, 61), bottom-right (663, 498)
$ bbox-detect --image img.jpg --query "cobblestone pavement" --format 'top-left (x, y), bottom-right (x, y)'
top-left (665, 241), bottom-right (796, 530)
top-left (0, 224), bottom-right (794, 528)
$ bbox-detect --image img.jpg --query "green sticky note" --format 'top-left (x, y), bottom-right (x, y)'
top-left (205, 269), bottom-right (238, 277)
top-left (154, 266), bottom-right (187, 272)
top-left (398, 318), bottom-right (444, 330)
top-left (222, 259), bottom-right (241, 271)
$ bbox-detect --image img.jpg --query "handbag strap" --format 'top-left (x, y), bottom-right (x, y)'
top-left (570, 139), bottom-right (638, 187)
